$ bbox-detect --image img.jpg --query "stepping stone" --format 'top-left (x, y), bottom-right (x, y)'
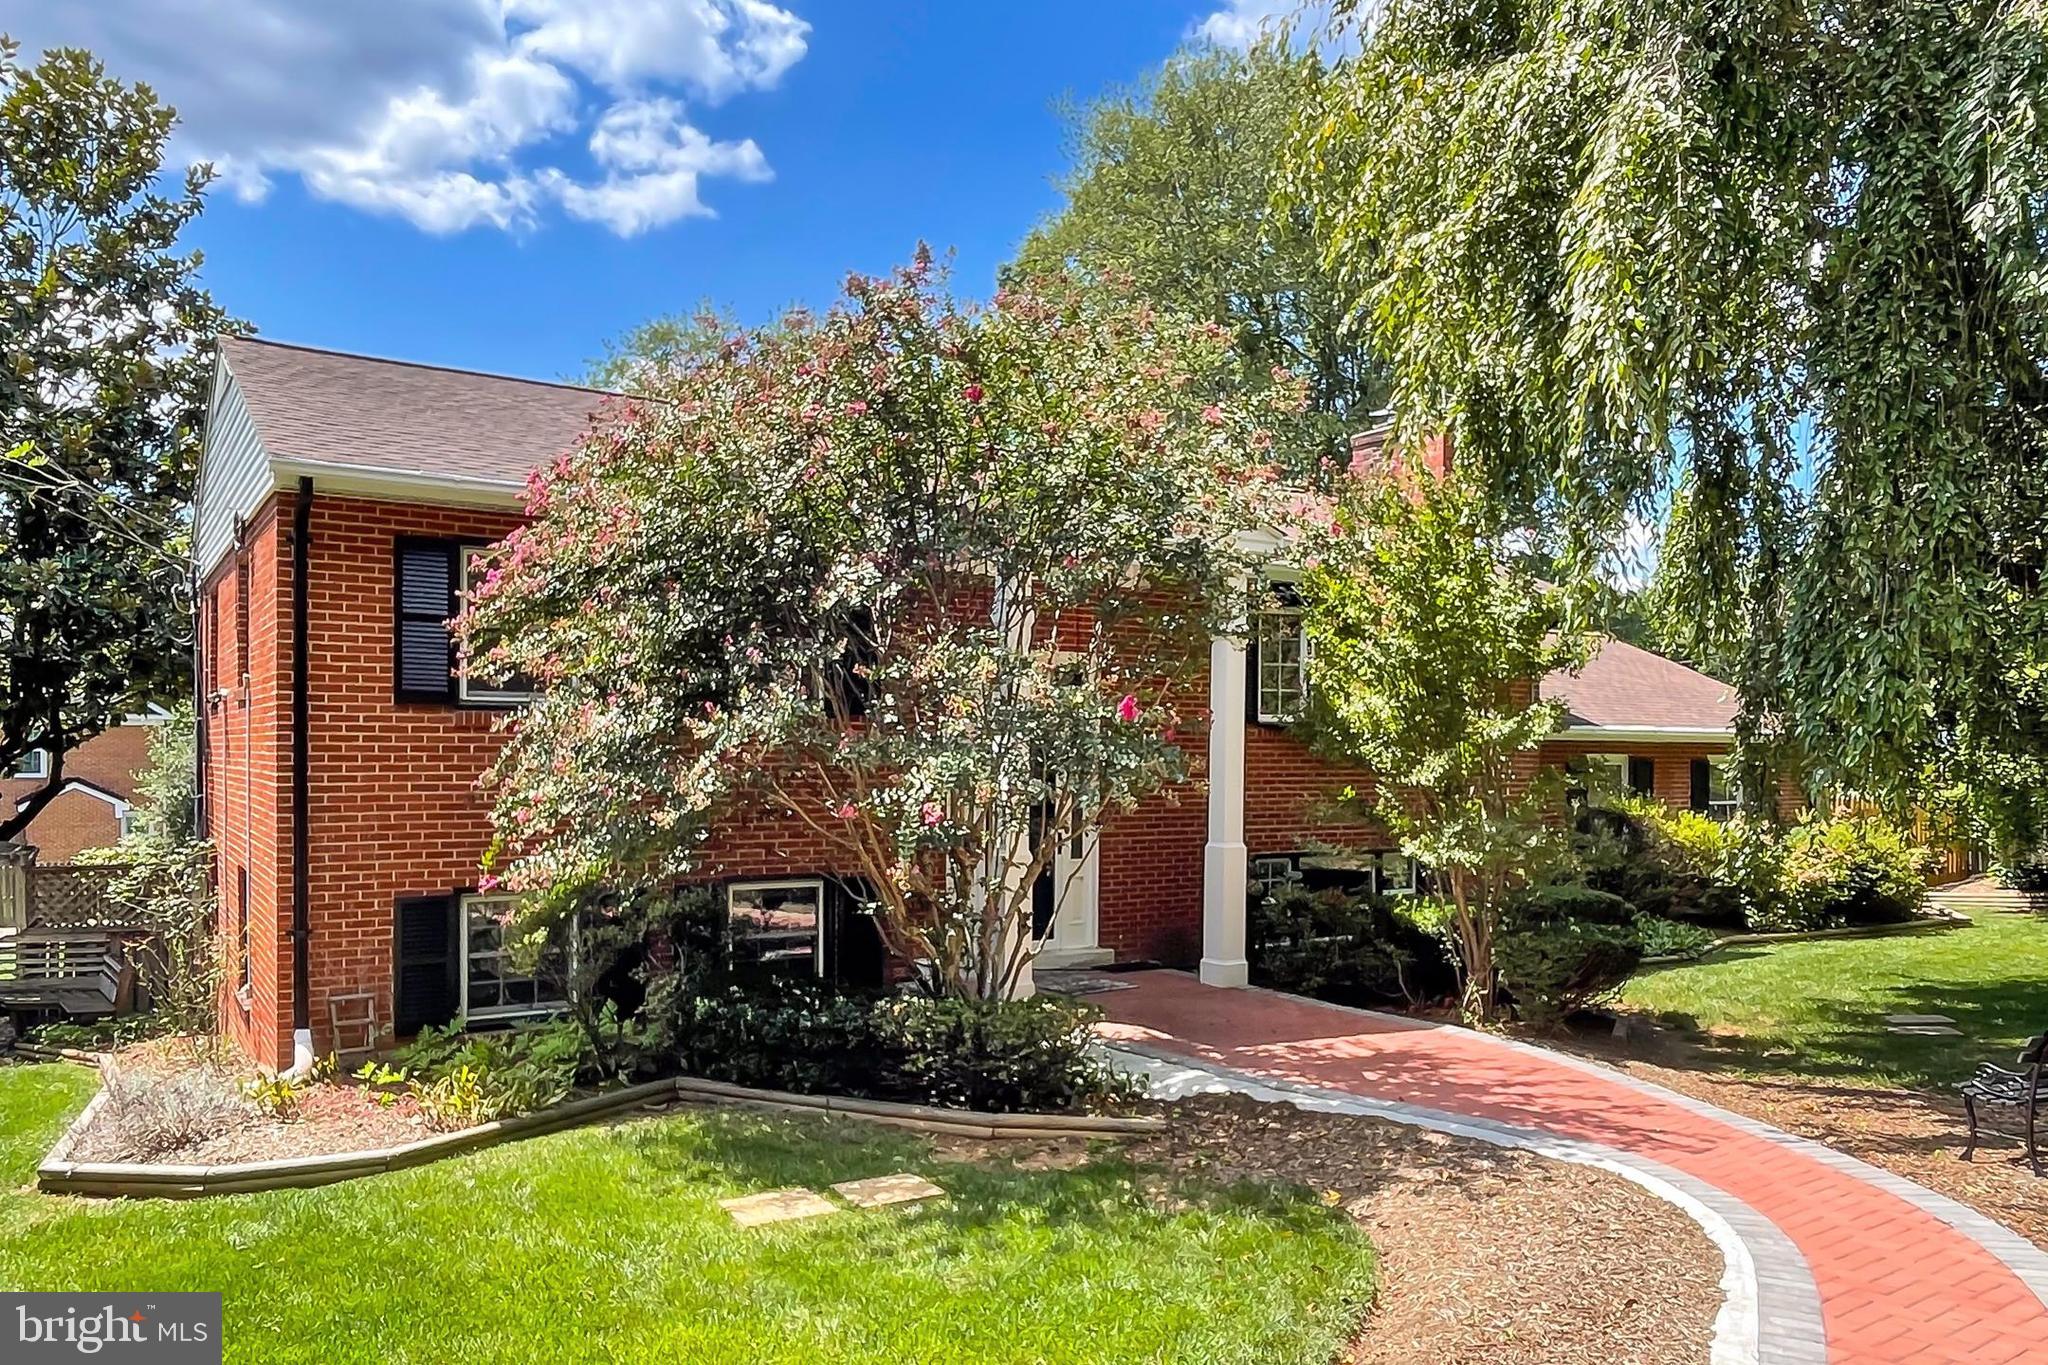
top-left (1884, 1014), bottom-right (1956, 1026)
top-left (720, 1188), bottom-right (840, 1227)
top-left (1886, 1024), bottom-right (1963, 1036)
top-left (831, 1172), bottom-right (946, 1209)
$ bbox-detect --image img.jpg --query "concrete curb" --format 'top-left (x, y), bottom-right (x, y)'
top-left (1107, 1042), bottom-right (1812, 1365)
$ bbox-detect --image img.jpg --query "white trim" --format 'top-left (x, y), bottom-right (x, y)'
top-left (457, 892), bottom-right (568, 1023)
top-left (1555, 724), bottom-right (1734, 743)
top-left (14, 778), bottom-right (129, 822)
top-left (271, 457), bottom-right (526, 508)
top-left (8, 748), bottom-right (49, 780)
top-left (726, 877), bottom-right (828, 979)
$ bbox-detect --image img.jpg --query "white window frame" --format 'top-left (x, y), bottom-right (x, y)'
top-left (9, 747), bottom-right (48, 780)
top-left (459, 892), bottom-right (568, 1023)
top-left (1255, 609), bottom-right (1308, 724)
top-left (456, 547), bottom-right (534, 706)
top-left (1706, 755), bottom-right (1742, 821)
top-left (1572, 752), bottom-right (1630, 804)
top-left (1377, 851), bottom-right (1418, 897)
top-left (1250, 856), bottom-right (1298, 895)
top-left (726, 878), bottom-right (828, 978)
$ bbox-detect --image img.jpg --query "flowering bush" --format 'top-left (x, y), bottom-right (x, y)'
top-left (463, 251), bottom-right (1289, 999)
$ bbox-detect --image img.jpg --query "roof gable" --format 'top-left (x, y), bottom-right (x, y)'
top-left (1541, 638), bottom-right (1738, 734)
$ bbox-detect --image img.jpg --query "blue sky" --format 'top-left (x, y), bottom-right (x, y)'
top-left (4, 1), bottom-right (1295, 383)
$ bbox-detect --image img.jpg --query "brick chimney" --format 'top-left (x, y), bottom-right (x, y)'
top-left (1349, 419), bottom-right (1452, 482)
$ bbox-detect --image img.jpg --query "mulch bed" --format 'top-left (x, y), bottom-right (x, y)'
top-left (1559, 1029), bottom-right (2048, 1251)
top-left (64, 1038), bottom-right (427, 1166)
top-left (1133, 1094), bottom-right (1720, 1365)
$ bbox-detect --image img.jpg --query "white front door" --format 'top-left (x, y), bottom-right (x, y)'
top-left (1035, 825), bottom-right (1106, 967)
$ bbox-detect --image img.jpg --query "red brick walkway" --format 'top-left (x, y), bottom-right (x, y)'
top-left (1096, 971), bottom-right (2048, 1365)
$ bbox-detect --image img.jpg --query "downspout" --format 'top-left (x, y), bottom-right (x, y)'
top-left (287, 477), bottom-right (315, 1075)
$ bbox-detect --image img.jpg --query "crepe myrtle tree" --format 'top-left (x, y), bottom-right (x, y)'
top-left (461, 252), bottom-right (1291, 1001)
top-left (1300, 469), bottom-right (1592, 1021)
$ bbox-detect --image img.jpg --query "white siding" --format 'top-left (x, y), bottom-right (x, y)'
top-left (191, 355), bottom-right (275, 578)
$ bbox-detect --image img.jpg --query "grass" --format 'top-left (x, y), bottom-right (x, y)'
top-left (0, 1063), bottom-right (1373, 1365)
top-left (1619, 906), bottom-right (2048, 1090)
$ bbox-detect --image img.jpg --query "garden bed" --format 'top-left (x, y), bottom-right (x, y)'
top-left (34, 1051), bottom-right (1164, 1199)
top-left (1128, 1092), bottom-right (1721, 1365)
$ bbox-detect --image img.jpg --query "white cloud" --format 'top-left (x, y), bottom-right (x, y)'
top-left (544, 97), bottom-right (770, 235)
top-left (1193, 0), bottom-right (1346, 51)
top-left (0, 0), bottom-right (807, 236)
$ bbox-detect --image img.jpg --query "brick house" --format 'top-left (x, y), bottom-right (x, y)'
top-left (193, 338), bottom-right (1768, 1071)
top-left (1, 714), bottom-right (166, 862)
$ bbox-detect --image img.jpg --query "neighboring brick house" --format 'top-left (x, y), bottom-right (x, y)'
top-left (0, 714), bottom-right (165, 862)
top-left (192, 337), bottom-right (1771, 1071)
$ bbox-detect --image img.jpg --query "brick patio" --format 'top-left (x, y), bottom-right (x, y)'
top-left (1095, 970), bottom-right (2048, 1365)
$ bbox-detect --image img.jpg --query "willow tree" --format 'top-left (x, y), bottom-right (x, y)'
top-left (1288, 0), bottom-right (2048, 827)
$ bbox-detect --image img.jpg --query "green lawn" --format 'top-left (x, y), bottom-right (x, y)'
top-left (1620, 906), bottom-right (2048, 1090)
top-left (0, 1064), bottom-right (1373, 1365)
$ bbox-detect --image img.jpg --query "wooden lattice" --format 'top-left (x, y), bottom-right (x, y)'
top-left (28, 863), bottom-right (137, 929)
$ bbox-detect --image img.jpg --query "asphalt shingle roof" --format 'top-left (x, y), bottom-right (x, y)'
top-left (1542, 637), bottom-right (1738, 732)
top-left (221, 336), bottom-right (614, 487)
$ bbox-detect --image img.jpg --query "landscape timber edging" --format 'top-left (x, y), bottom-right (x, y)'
top-left (33, 1070), bottom-right (1163, 1200)
top-left (1639, 909), bottom-right (1970, 965)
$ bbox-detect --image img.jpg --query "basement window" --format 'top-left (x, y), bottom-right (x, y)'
top-left (460, 893), bottom-right (567, 1022)
top-left (727, 879), bottom-right (825, 978)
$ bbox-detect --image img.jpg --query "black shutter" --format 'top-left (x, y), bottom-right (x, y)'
top-left (393, 894), bottom-right (460, 1033)
top-left (394, 538), bottom-right (458, 702)
top-left (1628, 756), bottom-right (1655, 797)
top-left (1244, 618), bottom-right (1262, 723)
top-left (826, 878), bottom-right (888, 989)
top-left (1690, 758), bottom-right (1712, 812)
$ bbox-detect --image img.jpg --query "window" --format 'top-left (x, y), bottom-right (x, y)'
top-left (1254, 609), bottom-right (1307, 723)
top-left (1706, 755), bottom-right (1741, 821)
top-left (1251, 856), bottom-right (1298, 895)
top-left (8, 748), bottom-right (48, 780)
top-left (1569, 753), bottom-right (1630, 805)
top-left (236, 866), bottom-right (250, 995)
top-left (1377, 851), bottom-right (1418, 896)
top-left (460, 893), bottom-right (566, 1021)
top-left (457, 548), bottom-right (534, 705)
top-left (727, 879), bottom-right (825, 977)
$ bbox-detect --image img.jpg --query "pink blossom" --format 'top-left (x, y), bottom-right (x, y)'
top-left (835, 802), bottom-right (858, 820)
top-left (1117, 694), bottom-right (1141, 723)
top-left (479, 873), bottom-right (500, 892)
top-left (846, 400), bottom-right (870, 417)
top-left (1201, 405), bottom-right (1225, 426)
top-left (963, 383), bottom-right (985, 404)
top-left (920, 801), bottom-right (944, 826)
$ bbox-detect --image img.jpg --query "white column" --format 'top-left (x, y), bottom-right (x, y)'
top-left (1201, 630), bottom-right (1250, 987)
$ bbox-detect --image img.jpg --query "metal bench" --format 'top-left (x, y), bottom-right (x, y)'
top-left (1961, 1030), bottom-right (2048, 1173)
top-left (0, 928), bottom-right (136, 1022)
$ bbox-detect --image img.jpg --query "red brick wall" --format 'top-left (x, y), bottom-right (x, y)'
top-left (202, 500), bottom-right (288, 1068)
top-left (0, 722), bottom-right (155, 860)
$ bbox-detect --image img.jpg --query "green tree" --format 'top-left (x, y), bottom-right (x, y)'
top-left (1285, 0), bottom-right (2048, 810)
top-left (1301, 471), bottom-right (1592, 1019)
top-left (464, 253), bottom-right (1288, 1000)
top-left (1014, 41), bottom-right (1380, 473)
top-left (581, 302), bottom-right (734, 391)
top-left (0, 40), bottom-right (235, 839)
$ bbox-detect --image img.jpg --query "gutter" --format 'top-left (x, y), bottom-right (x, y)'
top-left (287, 476), bottom-right (314, 1075)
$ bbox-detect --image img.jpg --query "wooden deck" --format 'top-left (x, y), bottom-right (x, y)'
top-left (0, 928), bottom-right (133, 1019)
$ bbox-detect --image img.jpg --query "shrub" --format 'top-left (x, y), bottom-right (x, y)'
top-left (365, 1018), bottom-right (592, 1129)
top-left (1494, 917), bottom-right (1643, 1029)
top-left (1760, 814), bottom-right (1931, 932)
top-left (85, 1062), bottom-right (255, 1161)
top-left (642, 978), bottom-right (1138, 1114)
top-left (1248, 883), bottom-right (1447, 1005)
top-left (1598, 797), bottom-right (1760, 926)
top-left (1631, 914), bottom-right (1718, 960)
top-left (1997, 860), bottom-right (2048, 892)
